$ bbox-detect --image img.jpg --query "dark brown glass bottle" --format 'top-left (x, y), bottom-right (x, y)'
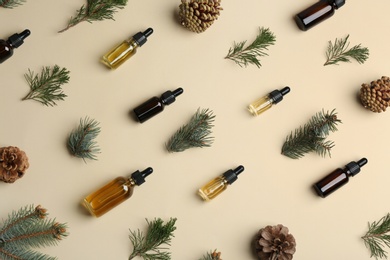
top-left (0, 29), bottom-right (30, 63)
top-left (133, 88), bottom-right (183, 123)
top-left (313, 158), bottom-right (367, 198)
top-left (295, 0), bottom-right (345, 31)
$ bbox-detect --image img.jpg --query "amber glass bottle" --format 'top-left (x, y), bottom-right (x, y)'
top-left (313, 158), bottom-right (367, 198)
top-left (0, 29), bottom-right (30, 63)
top-left (198, 165), bottom-right (245, 201)
top-left (83, 167), bottom-right (153, 217)
top-left (101, 28), bottom-right (153, 69)
top-left (295, 0), bottom-right (346, 31)
top-left (248, 86), bottom-right (290, 116)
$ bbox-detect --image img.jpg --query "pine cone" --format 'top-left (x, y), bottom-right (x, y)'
top-left (360, 76), bottom-right (390, 113)
top-left (178, 0), bottom-right (222, 33)
top-left (0, 146), bottom-right (29, 183)
top-left (253, 224), bottom-right (296, 260)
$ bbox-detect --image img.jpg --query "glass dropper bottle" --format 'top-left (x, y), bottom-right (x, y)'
top-left (248, 86), bottom-right (290, 116)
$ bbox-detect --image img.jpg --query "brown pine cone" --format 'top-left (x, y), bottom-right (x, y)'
top-left (253, 224), bottom-right (296, 260)
top-left (0, 146), bottom-right (29, 183)
top-left (359, 76), bottom-right (390, 113)
top-left (178, 0), bottom-right (222, 33)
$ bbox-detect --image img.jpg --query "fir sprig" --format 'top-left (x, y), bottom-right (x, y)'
top-left (128, 218), bottom-right (177, 260)
top-left (281, 109), bottom-right (341, 159)
top-left (166, 108), bottom-right (215, 153)
top-left (67, 117), bottom-right (101, 162)
top-left (199, 250), bottom-right (222, 260)
top-left (0, 0), bottom-right (26, 8)
top-left (58, 0), bottom-right (128, 33)
top-left (362, 213), bottom-right (390, 259)
top-left (0, 205), bottom-right (68, 260)
top-left (225, 27), bottom-right (276, 68)
top-left (324, 35), bottom-right (369, 66)
top-left (22, 65), bottom-right (70, 106)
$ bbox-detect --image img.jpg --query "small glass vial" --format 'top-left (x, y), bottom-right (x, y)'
top-left (83, 167), bottom-right (153, 217)
top-left (313, 158), bottom-right (367, 198)
top-left (295, 0), bottom-right (346, 31)
top-left (0, 29), bottom-right (30, 64)
top-left (101, 28), bottom-right (153, 69)
top-left (248, 86), bottom-right (290, 116)
top-left (198, 165), bottom-right (245, 201)
top-left (133, 88), bottom-right (184, 123)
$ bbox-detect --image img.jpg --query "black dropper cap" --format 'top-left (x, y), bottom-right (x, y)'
top-left (133, 28), bottom-right (153, 47)
top-left (269, 86), bottom-right (290, 104)
top-left (334, 0), bottom-right (346, 9)
top-left (161, 88), bottom-right (184, 105)
top-left (131, 167), bottom-right (153, 186)
top-left (346, 158), bottom-right (368, 177)
top-left (222, 165), bottom-right (245, 185)
top-left (8, 29), bottom-right (31, 48)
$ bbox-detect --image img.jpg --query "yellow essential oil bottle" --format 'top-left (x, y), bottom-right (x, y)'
top-left (248, 86), bottom-right (290, 116)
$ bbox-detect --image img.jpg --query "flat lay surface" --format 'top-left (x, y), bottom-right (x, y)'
top-left (2, 0), bottom-right (390, 259)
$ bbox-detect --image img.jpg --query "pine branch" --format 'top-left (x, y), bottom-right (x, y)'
top-left (67, 116), bottom-right (101, 162)
top-left (128, 218), bottom-right (177, 260)
top-left (166, 108), bottom-right (215, 153)
top-left (22, 65), bottom-right (70, 106)
top-left (225, 27), bottom-right (276, 68)
top-left (281, 109), bottom-right (341, 159)
top-left (324, 35), bottom-right (369, 66)
top-left (199, 250), bottom-right (222, 260)
top-left (0, 205), bottom-right (68, 260)
top-left (0, 0), bottom-right (26, 8)
top-left (362, 213), bottom-right (390, 259)
top-left (58, 0), bottom-right (128, 33)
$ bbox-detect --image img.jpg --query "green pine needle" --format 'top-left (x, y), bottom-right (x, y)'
top-left (225, 27), bottom-right (276, 68)
top-left (67, 116), bottom-right (101, 162)
top-left (362, 213), bottom-right (390, 259)
top-left (0, 205), bottom-right (68, 260)
top-left (0, 0), bottom-right (26, 8)
top-left (166, 108), bottom-right (215, 153)
top-left (281, 109), bottom-right (341, 159)
top-left (22, 65), bottom-right (70, 106)
top-left (199, 250), bottom-right (222, 260)
top-left (128, 218), bottom-right (177, 260)
top-left (324, 35), bottom-right (369, 66)
top-left (58, 0), bottom-right (128, 33)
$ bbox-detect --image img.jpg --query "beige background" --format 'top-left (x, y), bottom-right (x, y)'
top-left (1, 0), bottom-right (390, 259)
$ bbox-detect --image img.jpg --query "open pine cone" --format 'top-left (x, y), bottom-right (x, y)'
top-left (0, 146), bottom-right (29, 183)
top-left (178, 0), bottom-right (222, 33)
top-left (253, 224), bottom-right (296, 260)
top-left (359, 76), bottom-right (390, 112)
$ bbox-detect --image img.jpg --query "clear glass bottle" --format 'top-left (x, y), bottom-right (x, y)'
top-left (295, 0), bottom-right (346, 31)
top-left (0, 29), bottom-right (30, 64)
top-left (198, 165), bottom-right (245, 201)
top-left (313, 158), bottom-right (367, 198)
top-left (248, 86), bottom-right (290, 116)
top-left (83, 167), bottom-right (153, 217)
top-left (101, 28), bottom-right (153, 69)
top-left (133, 88), bottom-right (184, 123)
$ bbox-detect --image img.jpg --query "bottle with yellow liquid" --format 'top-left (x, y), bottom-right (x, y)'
top-left (101, 28), bottom-right (153, 69)
top-left (198, 165), bottom-right (245, 201)
top-left (83, 167), bottom-right (153, 217)
top-left (248, 86), bottom-right (290, 116)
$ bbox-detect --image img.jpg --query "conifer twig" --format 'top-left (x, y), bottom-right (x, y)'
top-left (324, 35), bottom-right (369, 66)
top-left (166, 108), bottom-right (215, 152)
top-left (22, 65), bottom-right (70, 106)
top-left (67, 117), bottom-right (101, 162)
top-left (128, 218), bottom-right (177, 260)
top-left (225, 27), bottom-right (276, 68)
top-left (362, 213), bottom-right (390, 259)
top-left (0, 205), bottom-right (68, 260)
top-left (58, 0), bottom-right (128, 33)
top-left (200, 250), bottom-right (222, 260)
top-left (0, 0), bottom-right (26, 8)
top-left (281, 109), bottom-right (341, 159)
